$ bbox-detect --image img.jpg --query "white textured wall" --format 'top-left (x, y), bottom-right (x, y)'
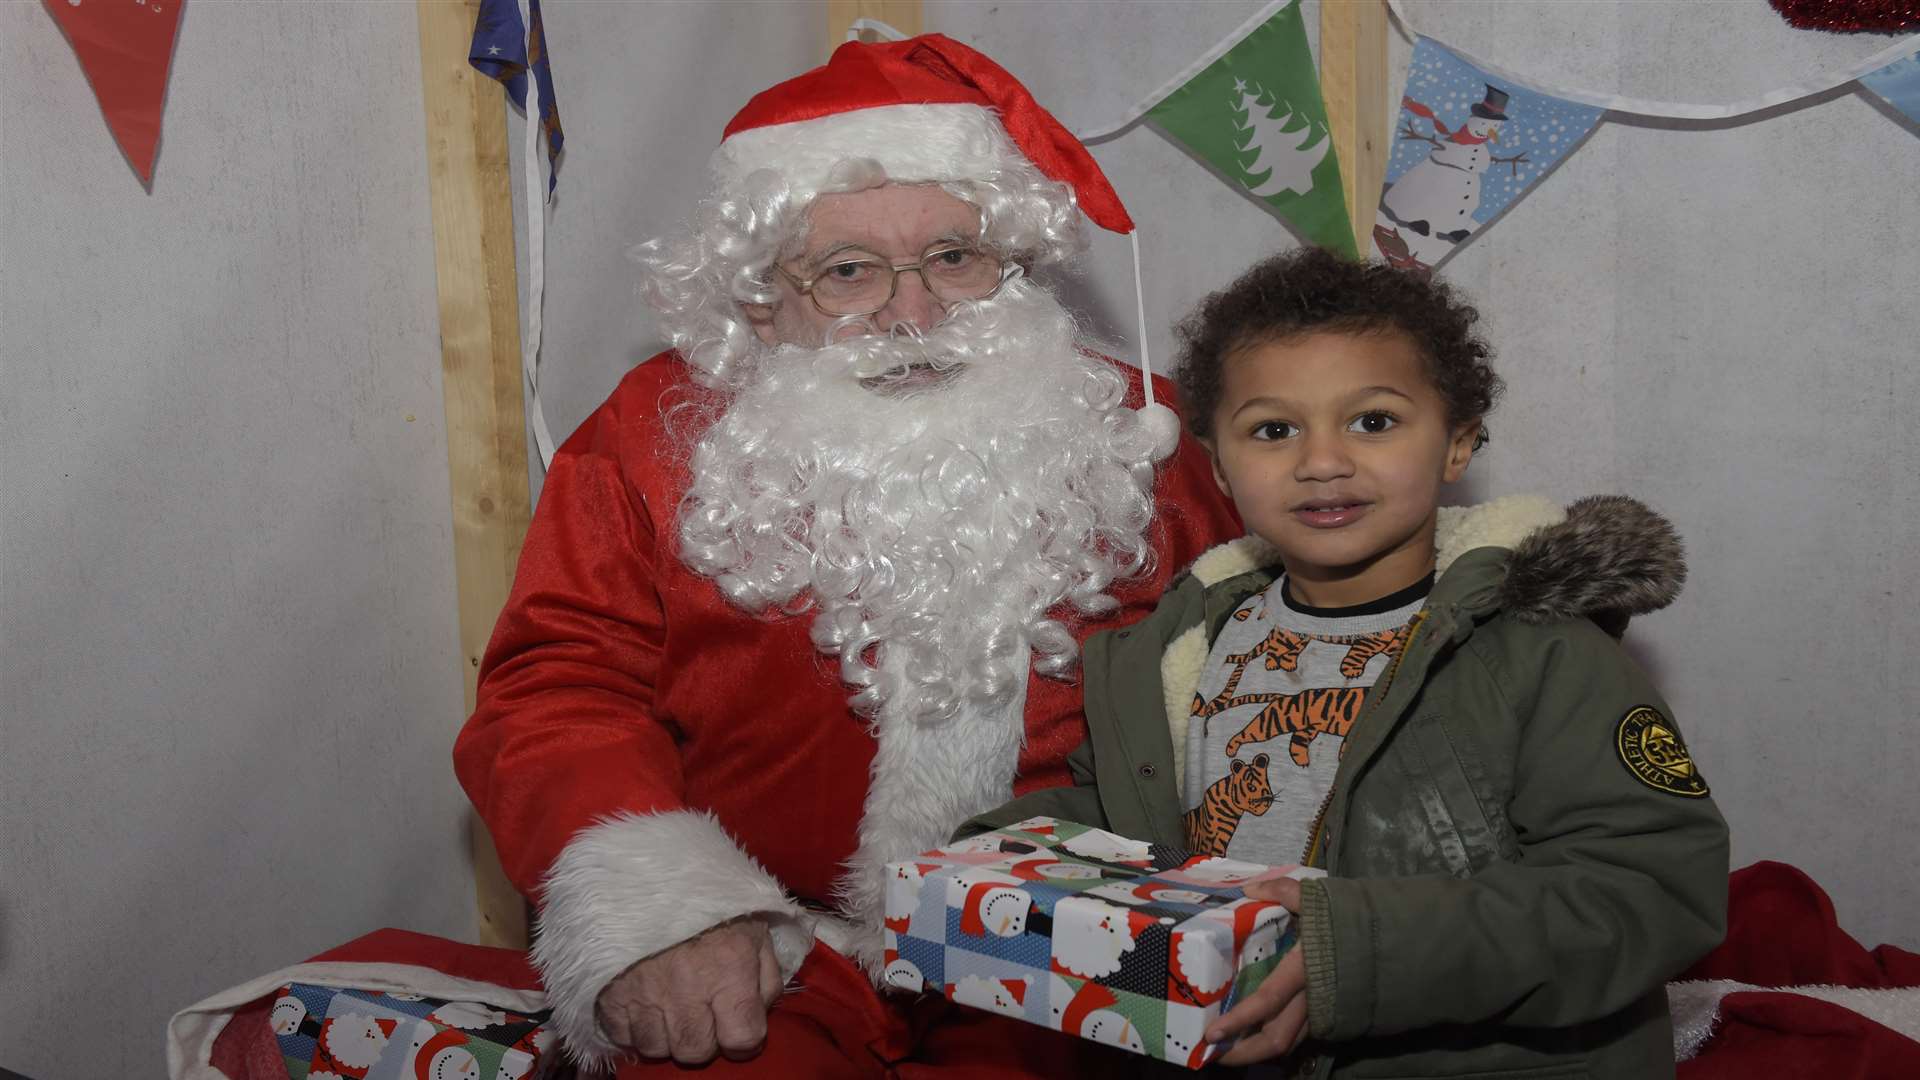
top-left (513, 0), bottom-right (825, 499)
top-left (1, 4), bottom-right (470, 1075)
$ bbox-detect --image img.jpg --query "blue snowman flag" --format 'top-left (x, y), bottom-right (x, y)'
top-left (1372, 38), bottom-right (1603, 274)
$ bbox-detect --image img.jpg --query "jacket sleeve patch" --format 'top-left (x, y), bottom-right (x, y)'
top-left (1615, 705), bottom-right (1710, 797)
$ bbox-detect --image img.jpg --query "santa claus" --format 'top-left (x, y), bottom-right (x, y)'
top-left (452, 33), bottom-right (1236, 1075)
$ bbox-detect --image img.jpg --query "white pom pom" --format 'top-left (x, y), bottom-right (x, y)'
top-left (1136, 402), bottom-right (1182, 463)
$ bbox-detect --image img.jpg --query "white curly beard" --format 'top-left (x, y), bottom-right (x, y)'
top-left (676, 280), bottom-right (1164, 959)
top-left (679, 279), bottom-right (1162, 728)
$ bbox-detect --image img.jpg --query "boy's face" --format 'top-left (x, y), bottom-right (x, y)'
top-left (1205, 329), bottom-right (1479, 608)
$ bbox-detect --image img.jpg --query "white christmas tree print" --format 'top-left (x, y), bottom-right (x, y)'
top-left (1234, 78), bottom-right (1329, 198)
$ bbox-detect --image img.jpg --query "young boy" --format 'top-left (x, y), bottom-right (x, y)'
top-left (963, 249), bottom-right (1729, 1078)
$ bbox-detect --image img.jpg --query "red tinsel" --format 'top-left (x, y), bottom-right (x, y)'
top-left (1769, 0), bottom-right (1920, 32)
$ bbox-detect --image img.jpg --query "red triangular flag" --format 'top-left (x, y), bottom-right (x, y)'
top-left (43, 0), bottom-right (185, 184)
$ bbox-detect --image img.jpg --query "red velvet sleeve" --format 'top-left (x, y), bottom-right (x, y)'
top-left (451, 368), bottom-right (685, 898)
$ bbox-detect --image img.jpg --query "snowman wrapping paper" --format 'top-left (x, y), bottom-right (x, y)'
top-left (268, 982), bottom-right (554, 1080)
top-left (883, 816), bottom-right (1321, 1068)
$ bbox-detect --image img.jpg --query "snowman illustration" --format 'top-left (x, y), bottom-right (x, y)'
top-left (948, 974), bottom-right (1031, 1019)
top-left (1379, 85), bottom-right (1529, 266)
top-left (1050, 975), bottom-right (1144, 1054)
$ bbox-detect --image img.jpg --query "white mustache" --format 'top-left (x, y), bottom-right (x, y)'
top-left (806, 299), bottom-right (995, 382)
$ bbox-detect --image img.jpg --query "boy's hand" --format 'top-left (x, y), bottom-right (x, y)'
top-left (1209, 874), bottom-right (1309, 1066)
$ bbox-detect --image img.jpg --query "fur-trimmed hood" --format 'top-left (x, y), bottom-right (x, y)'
top-left (1496, 494), bottom-right (1687, 624)
top-left (1179, 493), bottom-right (1687, 626)
top-left (1150, 494), bottom-right (1686, 791)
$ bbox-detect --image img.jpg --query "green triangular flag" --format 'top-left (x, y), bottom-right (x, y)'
top-left (1147, 1), bottom-right (1356, 258)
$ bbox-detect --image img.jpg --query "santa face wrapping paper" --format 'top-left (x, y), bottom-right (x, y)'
top-left (883, 816), bottom-right (1321, 1068)
top-left (269, 982), bottom-right (554, 1080)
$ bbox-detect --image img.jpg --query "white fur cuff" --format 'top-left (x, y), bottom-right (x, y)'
top-left (531, 811), bottom-right (816, 1069)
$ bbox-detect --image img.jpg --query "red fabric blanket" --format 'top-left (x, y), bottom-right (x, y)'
top-left (179, 929), bottom-right (544, 1080)
top-left (1676, 862), bottom-right (1920, 1079)
top-left (177, 864), bottom-right (1918, 1078)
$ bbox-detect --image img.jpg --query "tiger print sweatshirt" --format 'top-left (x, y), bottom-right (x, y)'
top-left (963, 494), bottom-right (1729, 1080)
top-left (1182, 573), bottom-right (1429, 865)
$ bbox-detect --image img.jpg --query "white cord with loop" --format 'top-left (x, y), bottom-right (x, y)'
top-left (517, 0), bottom-right (558, 469)
top-left (1128, 229), bottom-right (1182, 463)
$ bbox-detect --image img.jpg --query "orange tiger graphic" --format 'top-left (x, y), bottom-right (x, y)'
top-left (1190, 627), bottom-right (1405, 719)
top-left (1224, 687), bottom-right (1368, 764)
top-left (1224, 625), bottom-right (1407, 678)
top-left (1182, 754), bottom-right (1273, 855)
top-left (1323, 628), bottom-right (1407, 679)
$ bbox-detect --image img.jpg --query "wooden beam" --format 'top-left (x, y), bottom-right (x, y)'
top-left (1319, 0), bottom-right (1390, 258)
top-left (416, 0), bottom-right (533, 950)
top-left (828, 0), bottom-right (923, 56)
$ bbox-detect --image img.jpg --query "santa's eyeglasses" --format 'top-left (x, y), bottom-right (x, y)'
top-left (774, 243), bottom-right (1018, 318)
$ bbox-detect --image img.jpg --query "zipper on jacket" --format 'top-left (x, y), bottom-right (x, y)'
top-left (1301, 786), bottom-right (1336, 868)
top-left (1301, 610), bottom-right (1429, 868)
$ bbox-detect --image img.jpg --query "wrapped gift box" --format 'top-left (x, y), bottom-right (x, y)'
top-left (268, 982), bottom-right (555, 1080)
top-left (883, 816), bottom-right (1320, 1069)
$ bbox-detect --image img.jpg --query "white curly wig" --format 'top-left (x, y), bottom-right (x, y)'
top-left (635, 104), bottom-right (1086, 388)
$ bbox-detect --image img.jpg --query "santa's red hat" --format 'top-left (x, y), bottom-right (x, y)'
top-left (714, 34), bottom-right (1133, 235)
top-left (712, 34), bottom-right (1182, 460)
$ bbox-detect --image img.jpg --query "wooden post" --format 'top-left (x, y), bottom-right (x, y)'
top-left (1319, 0), bottom-right (1390, 258)
top-left (416, 0), bottom-right (533, 950)
top-left (828, 0), bottom-right (923, 55)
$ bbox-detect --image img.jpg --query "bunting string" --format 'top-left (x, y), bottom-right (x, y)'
top-left (1072, 0), bottom-right (1920, 144)
top-left (1384, 0), bottom-right (1920, 122)
top-left (1078, 0), bottom-right (1297, 142)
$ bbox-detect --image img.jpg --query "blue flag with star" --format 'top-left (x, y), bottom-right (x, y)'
top-left (470, 0), bottom-right (564, 192)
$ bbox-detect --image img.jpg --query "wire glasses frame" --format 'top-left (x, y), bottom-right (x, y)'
top-left (774, 243), bottom-right (1019, 318)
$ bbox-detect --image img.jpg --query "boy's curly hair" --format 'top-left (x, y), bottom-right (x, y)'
top-left (1174, 247), bottom-right (1502, 441)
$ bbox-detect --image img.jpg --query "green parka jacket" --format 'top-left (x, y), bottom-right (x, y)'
top-left (963, 495), bottom-right (1730, 1079)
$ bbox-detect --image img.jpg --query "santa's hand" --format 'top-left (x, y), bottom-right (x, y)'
top-left (1208, 874), bottom-right (1308, 1066)
top-left (594, 915), bottom-right (783, 1065)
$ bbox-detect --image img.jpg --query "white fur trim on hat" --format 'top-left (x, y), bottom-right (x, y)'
top-left (531, 811), bottom-right (816, 1070)
top-left (711, 103), bottom-right (1025, 199)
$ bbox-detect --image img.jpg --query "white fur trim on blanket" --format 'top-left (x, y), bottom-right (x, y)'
top-left (169, 960), bottom-right (546, 1080)
top-left (1667, 978), bottom-right (1920, 1061)
top-left (533, 810), bottom-right (816, 1070)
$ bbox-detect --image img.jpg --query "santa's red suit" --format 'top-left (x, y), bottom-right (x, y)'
top-left (452, 349), bottom-right (1238, 1074)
